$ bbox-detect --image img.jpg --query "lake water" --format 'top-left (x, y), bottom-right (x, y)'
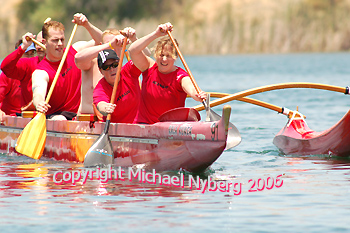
top-left (1, 53), bottom-right (350, 232)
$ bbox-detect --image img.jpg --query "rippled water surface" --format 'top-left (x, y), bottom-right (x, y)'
top-left (1, 53), bottom-right (350, 232)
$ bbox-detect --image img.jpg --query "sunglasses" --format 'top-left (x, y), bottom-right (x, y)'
top-left (101, 61), bottom-right (119, 71)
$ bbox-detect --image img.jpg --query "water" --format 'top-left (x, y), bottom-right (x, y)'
top-left (1, 53), bottom-right (350, 232)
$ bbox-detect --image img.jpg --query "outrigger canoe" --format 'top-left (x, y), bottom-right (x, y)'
top-left (273, 110), bottom-right (350, 157)
top-left (0, 106), bottom-right (238, 173)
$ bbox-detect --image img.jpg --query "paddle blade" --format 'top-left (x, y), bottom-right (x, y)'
top-left (84, 132), bottom-right (114, 167)
top-left (15, 113), bottom-right (46, 159)
top-left (158, 107), bottom-right (201, 122)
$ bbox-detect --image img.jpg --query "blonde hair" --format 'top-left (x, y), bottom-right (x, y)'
top-left (154, 37), bottom-right (178, 59)
top-left (102, 28), bottom-right (120, 42)
top-left (42, 20), bottom-right (65, 39)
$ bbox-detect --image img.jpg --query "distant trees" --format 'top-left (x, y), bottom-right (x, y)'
top-left (5, 0), bottom-right (350, 55)
top-left (17, 0), bottom-right (181, 32)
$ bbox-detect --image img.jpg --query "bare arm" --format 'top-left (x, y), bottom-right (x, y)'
top-left (123, 27), bottom-right (152, 57)
top-left (128, 23), bottom-right (174, 72)
top-left (75, 35), bottom-right (125, 70)
top-left (0, 110), bottom-right (5, 122)
top-left (72, 13), bottom-right (103, 52)
top-left (75, 43), bottom-right (112, 71)
top-left (181, 77), bottom-right (207, 102)
top-left (141, 46), bottom-right (151, 57)
top-left (32, 70), bottom-right (51, 113)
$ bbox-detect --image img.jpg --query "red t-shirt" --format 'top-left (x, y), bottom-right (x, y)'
top-left (36, 46), bottom-right (81, 115)
top-left (134, 63), bottom-right (188, 124)
top-left (93, 61), bottom-right (141, 123)
top-left (0, 72), bottom-right (21, 115)
top-left (0, 47), bottom-right (40, 107)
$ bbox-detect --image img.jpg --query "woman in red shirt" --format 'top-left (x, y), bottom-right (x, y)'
top-left (128, 22), bottom-right (207, 124)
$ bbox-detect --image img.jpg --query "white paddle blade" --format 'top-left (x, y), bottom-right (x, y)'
top-left (84, 133), bottom-right (114, 167)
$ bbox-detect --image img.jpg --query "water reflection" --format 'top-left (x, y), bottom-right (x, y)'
top-left (0, 151), bottom-right (348, 221)
top-left (0, 158), bottom-right (212, 203)
top-left (2, 154), bottom-right (349, 190)
top-left (282, 154), bottom-right (350, 170)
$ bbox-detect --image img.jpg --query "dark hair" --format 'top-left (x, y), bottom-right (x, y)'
top-left (15, 39), bottom-right (23, 49)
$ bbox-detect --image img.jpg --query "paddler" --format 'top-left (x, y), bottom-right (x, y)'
top-left (128, 22), bottom-right (207, 124)
top-left (0, 39), bottom-right (39, 120)
top-left (1, 31), bottom-right (46, 113)
top-left (31, 13), bottom-right (103, 120)
top-left (74, 27), bottom-right (151, 120)
top-left (92, 33), bottom-right (142, 123)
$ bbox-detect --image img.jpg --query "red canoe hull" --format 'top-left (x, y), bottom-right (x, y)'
top-left (273, 110), bottom-right (350, 156)
top-left (0, 109), bottom-right (233, 172)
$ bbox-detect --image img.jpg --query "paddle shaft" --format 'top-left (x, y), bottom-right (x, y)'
top-left (125, 50), bottom-right (131, 61)
top-left (167, 31), bottom-right (201, 94)
top-left (25, 36), bottom-right (46, 50)
top-left (194, 82), bottom-right (349, 111)
top-left (166, 31), bottom-right (241, 150)
top-left (46, 24), bottom-right (78, 103)
top-left (106, 36), bottom-right (128, 121)
top-left (207, 92), bottom-right (305, 118)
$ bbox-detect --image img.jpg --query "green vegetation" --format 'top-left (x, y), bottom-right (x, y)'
top-left (1, 0), bottom-right (350, 57)
top-left (17, 0), bottom-right (180, 31)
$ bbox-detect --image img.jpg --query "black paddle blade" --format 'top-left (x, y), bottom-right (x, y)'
top-left (84, 133), bottom-right (114, 167)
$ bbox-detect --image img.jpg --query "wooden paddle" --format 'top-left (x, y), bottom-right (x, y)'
top-left (125, 50), bottom-right (131, 61)
top-left (166, 31), bottom-right (241, 150)
top-left (84, 36), bottom-right (128, 167)
top-left (193, 82), bottom-right (350, 111)
top-left (25, 36), bottom-right (46, 50)
top-left (207, 92), bottom-right (305, 118)
top-left (15, 24), bottom-right (78, 159)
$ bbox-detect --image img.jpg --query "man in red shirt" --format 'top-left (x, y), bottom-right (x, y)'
top-left (0, 73), bottom-right (21, 120)
top-left (1, 32), bottom-right (45, 110)
top-left (0, 39), bottom-right (38, 120)
top-left (31, 13), bottom-right (103, 120)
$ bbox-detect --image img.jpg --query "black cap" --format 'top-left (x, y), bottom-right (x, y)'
top-left (97, 49), bottom-right (119, 68)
